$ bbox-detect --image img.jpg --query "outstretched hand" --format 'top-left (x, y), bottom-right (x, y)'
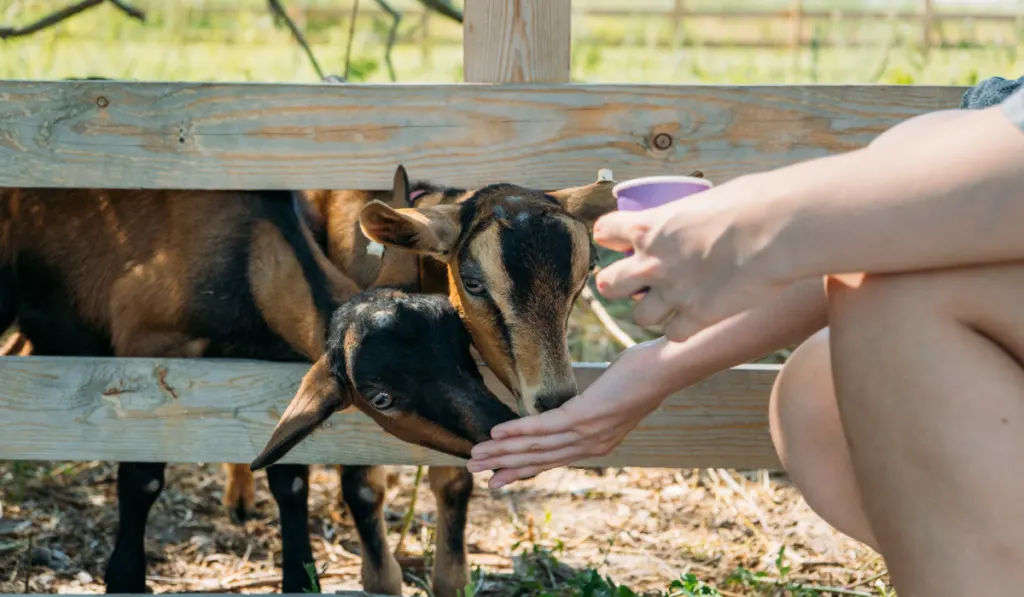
top-left (467, 338), bottom-right (670, 488)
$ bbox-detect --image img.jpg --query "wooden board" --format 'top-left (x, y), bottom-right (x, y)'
top-left (0, 356), bottom-right (782, 469)
top-left (464, 0), bottom-right (571, 83)
top-left (0, 80), bottom-right (967, 190)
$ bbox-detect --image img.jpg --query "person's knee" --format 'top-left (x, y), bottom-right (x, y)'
top-left (770, 327), bottom-right (834, 473)
top-left (770, 329), bottom-right (880, 550)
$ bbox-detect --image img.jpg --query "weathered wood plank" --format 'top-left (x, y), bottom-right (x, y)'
top-left (463, 0), bottom-right (571, 83)
top-left (0, 356), bottom-right (782, 469)
top-left (0, 80), bottom-right (967, 190)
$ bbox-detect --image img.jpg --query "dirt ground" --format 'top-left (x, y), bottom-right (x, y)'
top-left (0, 461), bottom-right (892, 596)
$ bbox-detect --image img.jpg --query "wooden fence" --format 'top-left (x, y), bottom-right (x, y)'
top-left (0, 0), bottom-right (968, 486)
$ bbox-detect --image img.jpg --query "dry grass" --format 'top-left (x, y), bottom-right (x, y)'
top-left (0, 461), bottom-right (892, 596)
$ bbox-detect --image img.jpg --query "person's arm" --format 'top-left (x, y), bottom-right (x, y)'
top-left (751, 95), bottom-right (1024, 284)
top-left (466, 276), bottom-right (827, 487)
top-left (640, 275), bottom-right (827, 397)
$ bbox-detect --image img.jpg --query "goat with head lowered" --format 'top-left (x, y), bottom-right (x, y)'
top-left (250, 163), bottom-right (635, 597)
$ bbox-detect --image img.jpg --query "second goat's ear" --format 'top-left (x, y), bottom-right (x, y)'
top-left (250, 354), bottom-right (351, 471)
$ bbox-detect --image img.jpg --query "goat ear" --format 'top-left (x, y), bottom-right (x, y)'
top-left (546, 169), bottom-right (620, 231)
top-left (250, 354), bottom-right (351, 471)
top-left (359, 202), bottom-right (462, 261)
top-left (547, 169), bottom-right (705, 230)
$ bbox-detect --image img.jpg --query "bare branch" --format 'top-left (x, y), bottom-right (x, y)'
top-left (343, 0), bottom-right (361, 81)
top-left (580, 285), bottom-right (637, 348)
top-left (267, 0), bottom-right (326, 81)
top-left (2, 0), bottom-right (98, 39)
top-left (417, 0), bottom-right (463, 24)
top-left (1, 0), bottom-right (144, 40)
top-left (107, 0), bottom-right (145, 21)
top-left (372, 0), bottom-right (402, 82)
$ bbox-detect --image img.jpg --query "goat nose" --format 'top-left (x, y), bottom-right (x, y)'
top-left (534, 388), bottom-right (577, 413)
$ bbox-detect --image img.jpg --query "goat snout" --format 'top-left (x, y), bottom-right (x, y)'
top-left (534, 387), bottom-right (578, 413)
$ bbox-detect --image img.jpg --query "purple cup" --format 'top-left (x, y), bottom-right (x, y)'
top-left (612, 175), bottom-right (713, 258)
top-left (613, 174), bottom-right (713, 213)
top-left (610, 175), bottom-right (713, 299)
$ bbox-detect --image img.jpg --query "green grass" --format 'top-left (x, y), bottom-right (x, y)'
top-left (460, 544), bottom-right (886, 597)
top-left (2, 0), bottom-right (1023, 84)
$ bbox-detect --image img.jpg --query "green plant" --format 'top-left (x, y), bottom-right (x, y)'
top-left (301, 561), bottom-right (321, 593)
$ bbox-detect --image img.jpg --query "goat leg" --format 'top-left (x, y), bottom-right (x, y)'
top-left (104, 462), bottom-right (166, 593)
top-left (267, 464), bottom-right (319, 593)
top-left (342, 465), bottom-right (403, 595)
top-left (428, 466), bottom-right (473, 597)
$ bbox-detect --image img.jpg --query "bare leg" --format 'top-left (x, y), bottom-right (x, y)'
top-left (769, 326), bottom-right (878, 550)
top-left (826, 263), bottom-right (1024, 597)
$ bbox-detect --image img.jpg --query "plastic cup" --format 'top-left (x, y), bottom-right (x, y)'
top-left (612, 175), bottom-right (713, 258)
top-left (612, 174), bottom-right (713, 213)
top-left (609, 175), bottom-right (713, 299)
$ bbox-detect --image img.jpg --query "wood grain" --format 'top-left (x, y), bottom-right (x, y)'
top-left (0, 356), bottom-right (782, 469)
top-left (0, 80), bottom-right (967, 190)
top-left (463, 0), bottom-right (571, 83)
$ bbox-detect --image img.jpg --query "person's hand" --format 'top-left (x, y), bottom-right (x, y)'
top-left (593, 176), bottom-right (791, 342)
top-left (466, 338), bottom-right (673, 488)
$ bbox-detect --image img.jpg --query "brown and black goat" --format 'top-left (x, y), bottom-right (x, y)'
top-left (0, 185), bottom-right (432, 593)
top-left (246, 164), bottom-right (632, 596)
top-left (0, 163), bottom-right (628, 596)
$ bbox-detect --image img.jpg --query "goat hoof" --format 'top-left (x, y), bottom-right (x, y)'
top-left (227, 501), bottom-right (258, 525)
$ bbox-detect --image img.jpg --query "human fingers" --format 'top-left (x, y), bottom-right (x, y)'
top-left (487, 457), bottom-right (580, 489)
top-left (631, 288), bottom-right (675, 328)
top-left (485, 404), bottom-right (578, 440)
top-left (467, 441), bottom-right (588, 474)
top-left (595, 255), bottom-right (659, 301)
top-left (592, 211), bottom-right (649, 253)
top-left (468, 429), bottom-right (581, 466)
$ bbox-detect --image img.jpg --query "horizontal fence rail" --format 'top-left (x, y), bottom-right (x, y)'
top-left (0, 80), bottom-right (967, 190)
top-left (0, 356), bottom-right (782, 469)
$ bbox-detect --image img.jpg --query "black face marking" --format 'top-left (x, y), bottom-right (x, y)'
top-left (500, 214), bottom-right (575, 316)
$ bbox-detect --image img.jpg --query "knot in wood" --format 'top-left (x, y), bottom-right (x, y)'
top-left (652, 132), bottom-right (673, 151)
top-left (96, 96), bottom-right (109, 109)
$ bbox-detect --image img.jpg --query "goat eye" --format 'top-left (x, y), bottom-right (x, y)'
top-left (462, 277), bottom-right (487, 296)
top-left (369, 392), bottom-right (394, 410)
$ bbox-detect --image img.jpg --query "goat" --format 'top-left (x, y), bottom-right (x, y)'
top-left (0, 163), bottom-right (629, 596)
top-left (251, 287), bottom-right (519, 471)
top-left (243, 164), bottom-right (633, 596)
top-left (0, 185), bottom-right (409, 593)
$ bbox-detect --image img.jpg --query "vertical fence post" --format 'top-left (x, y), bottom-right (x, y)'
top-left (463, 0), bottom-right (572, 83)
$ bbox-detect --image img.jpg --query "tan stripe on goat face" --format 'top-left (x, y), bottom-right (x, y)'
top-left (359, 166), bottom-right (618, 416)
top-left (450, 197), bottom-right (595, 416)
